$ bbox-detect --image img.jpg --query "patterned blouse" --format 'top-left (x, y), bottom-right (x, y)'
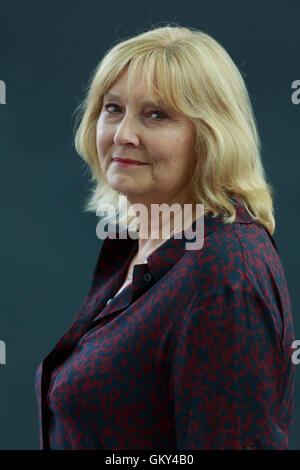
top-left (34, 199), bottom-right (295, 449)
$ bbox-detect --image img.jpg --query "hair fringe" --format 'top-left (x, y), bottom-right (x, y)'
top-left (73, 24), bottom-right (275, 235)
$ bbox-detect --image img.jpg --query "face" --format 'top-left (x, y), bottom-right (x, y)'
top-left (96, 67), bottom-right (197, 209)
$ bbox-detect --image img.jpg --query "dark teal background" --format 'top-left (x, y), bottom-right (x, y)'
top-left (0, 0), bottom-right (299, 450)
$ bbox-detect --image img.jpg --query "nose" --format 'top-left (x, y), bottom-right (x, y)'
top-left (113, 112), bottom-right (142, 148)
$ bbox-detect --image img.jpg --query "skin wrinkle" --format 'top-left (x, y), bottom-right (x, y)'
top-left (96, 67), bottom-right (199, 261)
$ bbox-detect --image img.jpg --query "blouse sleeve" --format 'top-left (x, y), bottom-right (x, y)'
top-left (169, 286), bottom-right (292, 450)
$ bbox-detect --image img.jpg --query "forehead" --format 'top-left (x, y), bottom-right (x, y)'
top-left (103, 91), bottom-right (167, 109)
top-left (104, 68), bottom-right (167, 107)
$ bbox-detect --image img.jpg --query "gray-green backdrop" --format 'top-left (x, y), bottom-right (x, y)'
top-left (0, 0), bottom-right (299, 450)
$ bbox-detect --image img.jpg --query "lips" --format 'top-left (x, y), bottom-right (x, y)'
top-left (112, 158), bottom-right (149, 165)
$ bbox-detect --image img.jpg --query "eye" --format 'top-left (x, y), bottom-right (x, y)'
top-left (104, 103), bottom-right (120, 114)
top-left (148, 110), bottom-right (168, 120)
top-left (103, 103), bottom-right (168, 121)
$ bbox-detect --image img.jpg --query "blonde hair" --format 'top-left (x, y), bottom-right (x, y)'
top-left (73, 24), bottom-right (275, 234)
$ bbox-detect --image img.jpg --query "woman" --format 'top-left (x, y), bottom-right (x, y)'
top-left (35, 25), bottom-right (295, 450)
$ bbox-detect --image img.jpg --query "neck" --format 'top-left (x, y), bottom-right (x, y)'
top-left (134, 200), bottom-right (199, 259)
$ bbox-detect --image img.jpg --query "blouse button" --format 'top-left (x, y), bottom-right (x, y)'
top-left (143, 273), bottom-right (152, 282)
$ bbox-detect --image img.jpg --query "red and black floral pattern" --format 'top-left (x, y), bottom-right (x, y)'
top-left (35, 199), bottom-right (295, 449)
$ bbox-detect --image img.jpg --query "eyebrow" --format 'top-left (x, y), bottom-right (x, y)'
top-left (103, 92), bottom-right (168, 108)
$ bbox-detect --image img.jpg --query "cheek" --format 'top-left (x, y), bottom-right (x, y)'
top-left (96, 123), bottom-right (110, 154)
top-left (95, 122), bottom-right (101, 149)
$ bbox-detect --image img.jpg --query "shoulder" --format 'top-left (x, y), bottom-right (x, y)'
top-left (183, 214), bottom-right (283, 298)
